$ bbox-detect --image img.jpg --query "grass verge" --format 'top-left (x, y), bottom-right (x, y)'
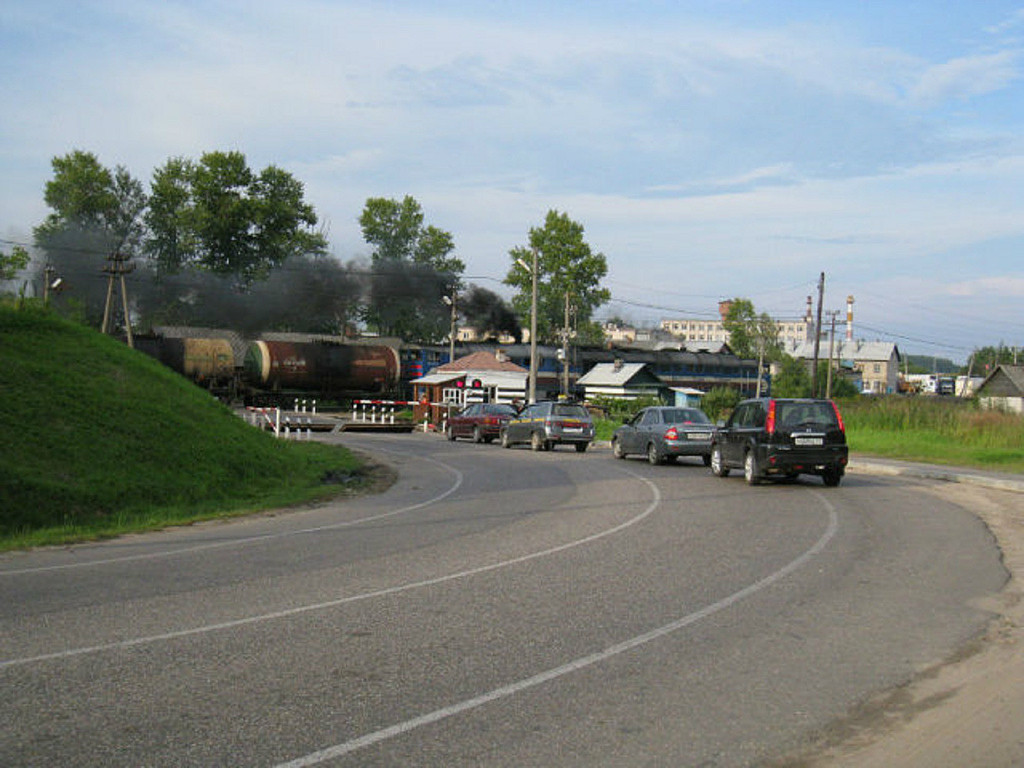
top-left (0, 305), bottom-right (380, 551)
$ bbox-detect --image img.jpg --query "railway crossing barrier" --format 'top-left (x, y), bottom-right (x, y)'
top-left (351, 399), bottom-right (415, 426)
top-left (246, 406), bottom-right (313, 440)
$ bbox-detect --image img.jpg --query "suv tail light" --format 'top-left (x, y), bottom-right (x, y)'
top-left (664, 427), bottom-right (679, 440)
top-left (831, 401), bottom-right (846, 434)
top-left (765, 399), bottom-right (777, 435)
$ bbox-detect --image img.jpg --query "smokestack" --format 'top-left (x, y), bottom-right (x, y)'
top-left (805, 295), bottom-right (813, 323)
top-left (846, 295), bottom-right (854, 342)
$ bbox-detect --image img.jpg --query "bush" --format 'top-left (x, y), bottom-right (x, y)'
top-left (701, 387), bottom-right (741, 422)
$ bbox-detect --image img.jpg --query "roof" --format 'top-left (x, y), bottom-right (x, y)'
top-left (577, 362), bottom-right (662, 387)
top-left (411, 369), bottom-right (527, 388)
top-left (976, 365), bottom-right (1024, 397)
top-left (434, 350), bottom-right (527, 374)
top-left (783, 339), bottom-right (900, 362)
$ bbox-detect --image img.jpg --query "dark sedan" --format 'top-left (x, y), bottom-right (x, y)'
top-left (446, 402), bottom-right (519, 443)
top-left (611, 406), bottom-right (714, 465)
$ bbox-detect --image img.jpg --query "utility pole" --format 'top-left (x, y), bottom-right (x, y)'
top-left (811, 272), bottom-right (825, 396)
top-left (101, 252), bottom-right (135, 348)
top-left (516, 249), bottom-right (539, 404)
top-left (561, 291), bottom-right (571, 397)
top-left (826, 310), bottom-right (839, 399)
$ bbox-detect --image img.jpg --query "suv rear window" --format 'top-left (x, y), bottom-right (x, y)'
top-left (776, 401), bottom-right (839, 429)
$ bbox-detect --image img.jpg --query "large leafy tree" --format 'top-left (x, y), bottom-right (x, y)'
top-left (721, 298), bottom-right (782, 361)
top-left (146, 151), bottom-right (327, 282)
top-left (504, 210), bottom-right (610, 344)
top-left (358, 196), bottom-right (464, 340)
top-left (33, 151), bottom-right (148, 325)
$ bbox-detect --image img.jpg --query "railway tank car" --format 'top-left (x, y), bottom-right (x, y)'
top-left (242, 339), bottom-right (402, 400)
top-left (134, 334), bottom-right (237, 386)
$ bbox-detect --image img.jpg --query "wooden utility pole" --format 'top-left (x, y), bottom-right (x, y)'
top-left (101, 252), bottom-right (135, 348)
top-left (811, 272), bottom-right (825, 396)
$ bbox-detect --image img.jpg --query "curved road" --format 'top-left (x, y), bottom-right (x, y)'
top-left (0, 432), bottom-right (1007, 767)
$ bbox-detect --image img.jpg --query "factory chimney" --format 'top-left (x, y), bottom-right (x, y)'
top-left (846, 295), bottom-right (855, 342)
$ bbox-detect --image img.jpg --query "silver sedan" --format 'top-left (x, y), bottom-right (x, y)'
top-left (611, 406), bottom-right (714, 465)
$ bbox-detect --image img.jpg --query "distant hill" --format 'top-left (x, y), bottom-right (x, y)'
top-left (0, 304), bottom-right (359, 546)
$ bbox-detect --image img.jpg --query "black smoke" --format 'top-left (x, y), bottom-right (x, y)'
top-left (461, 285), bottom-right (522, 342)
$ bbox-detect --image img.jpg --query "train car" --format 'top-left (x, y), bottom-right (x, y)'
top-left (134, 334), bottom-right (237, 387)
top-left (243, 339), bottom-right (402, 398)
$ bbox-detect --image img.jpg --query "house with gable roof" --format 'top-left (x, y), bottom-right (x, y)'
top-left (975, 364), bottom-right (1024, 414)
top-left (411, 349), bottom-right (528, 424)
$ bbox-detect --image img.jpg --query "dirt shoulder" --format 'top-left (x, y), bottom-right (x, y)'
top-left (779, 474), bottom-right (1024, 767)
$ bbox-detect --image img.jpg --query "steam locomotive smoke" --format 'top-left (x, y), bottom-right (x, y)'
top-left (35, 240), bottom-right (521, 344)
top-left (461, 285), bottom-right (522, 342)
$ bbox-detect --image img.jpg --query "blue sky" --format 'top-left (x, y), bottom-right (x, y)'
top-left (3, 1), bottom-right (1024, 363)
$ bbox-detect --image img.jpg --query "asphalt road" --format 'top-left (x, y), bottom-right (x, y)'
top-left (0, 432), bottom-right (1008, 767)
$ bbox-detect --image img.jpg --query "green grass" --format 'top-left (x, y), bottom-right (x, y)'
top-left (0, 304), bottom-right (367, 550)
top-left (596, 396), bottom-right (1024, 473)
top-left (838, 396), bottom-right (1024, 472)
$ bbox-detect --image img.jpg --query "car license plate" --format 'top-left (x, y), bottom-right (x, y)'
top-left (689, 432), bottom-right (711, 440)
top-left (794, 436), bottom-right (823, 446)
top-left (563, 427), bottom-right (583, 433)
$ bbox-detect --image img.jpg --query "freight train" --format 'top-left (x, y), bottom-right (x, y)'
top-left (134, 327), bottom-right (762, 405)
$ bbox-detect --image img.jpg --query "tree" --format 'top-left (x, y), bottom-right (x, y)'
top-left (0, 244), bottom-right (30, 283)
top-left (32, 151), bottom-right (148, 325)
top-left (358, 196), bottom-right (464, 340)
top-left (146, 151), bottom-right (327, 282)
top-left (771, 355), bottom-right (813, 398)
top-left (721, 298), bottom-right (781, 361)
top-left (504, 210), bottom-right (610, 345)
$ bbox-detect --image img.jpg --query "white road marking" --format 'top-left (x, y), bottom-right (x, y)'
top-left (0, 465), bottom-right (659, 669)
top-left (0, 448), bottom-right (463, 577)
top-left (273, 492), bottom-right (839, 768)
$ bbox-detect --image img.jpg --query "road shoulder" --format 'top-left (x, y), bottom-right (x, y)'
top-left (776, 464), bottom-right (1024, 767)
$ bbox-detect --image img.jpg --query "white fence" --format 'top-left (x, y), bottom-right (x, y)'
top-left (351, 400), bottom-right (416, 425)
top-left (245, 406), bottom-right (314, 440)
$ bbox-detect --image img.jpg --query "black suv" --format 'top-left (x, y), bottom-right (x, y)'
top-left (710, 398), bottom-right (848, 486)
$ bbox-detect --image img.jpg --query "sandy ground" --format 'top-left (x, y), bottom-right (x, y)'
top-left (779, 478), bottom-right (1024, 767)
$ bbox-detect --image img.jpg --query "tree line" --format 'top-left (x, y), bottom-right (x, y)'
top-left (4, 150), bottom-right (609, 345)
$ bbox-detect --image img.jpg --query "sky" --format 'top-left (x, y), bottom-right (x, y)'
top-left (3, 1), bottom-right (1024, 364)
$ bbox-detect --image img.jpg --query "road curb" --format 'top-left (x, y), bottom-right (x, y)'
top-left (848, 458), bottom-right (1024, 494)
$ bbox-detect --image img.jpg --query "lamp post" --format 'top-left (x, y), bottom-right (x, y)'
top-left (516, 249), bottom-right (539, 404)
top-left (442, 288), bottom-right (457, 365)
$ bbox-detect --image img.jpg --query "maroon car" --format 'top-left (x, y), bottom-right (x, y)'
top-left (446, 402), bottom-right (519, 443)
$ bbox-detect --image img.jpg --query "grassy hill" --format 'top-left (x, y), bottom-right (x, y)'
top-left (0, 304), bottom-right (366, 550)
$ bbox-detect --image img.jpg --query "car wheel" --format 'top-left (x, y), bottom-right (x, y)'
top-left (612, 438), bottom-right (625, 459)
top-left (822, 468), bottom-right (842, 487)
top-left (501, 429), bottom-right (512, 449)
top-left (531, 431), bottom-right (544, 452)
top-left (710, 445), bottom-right (729, 477)
top-left (575, 442), bottom-right (588, 453)
top-left (446, 425), bottom-right (456, 441)
top-left (473, 426), bottom-right (483, 444)
top-left (744, 451), bottom-right (761, 485)
top-left (647, 443), bottom-right (662, 465)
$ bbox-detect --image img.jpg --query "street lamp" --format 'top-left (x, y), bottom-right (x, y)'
top-left (442, 289), bottom-right (457, 365)
top-left (516, 249), bottom-right (539, 404)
